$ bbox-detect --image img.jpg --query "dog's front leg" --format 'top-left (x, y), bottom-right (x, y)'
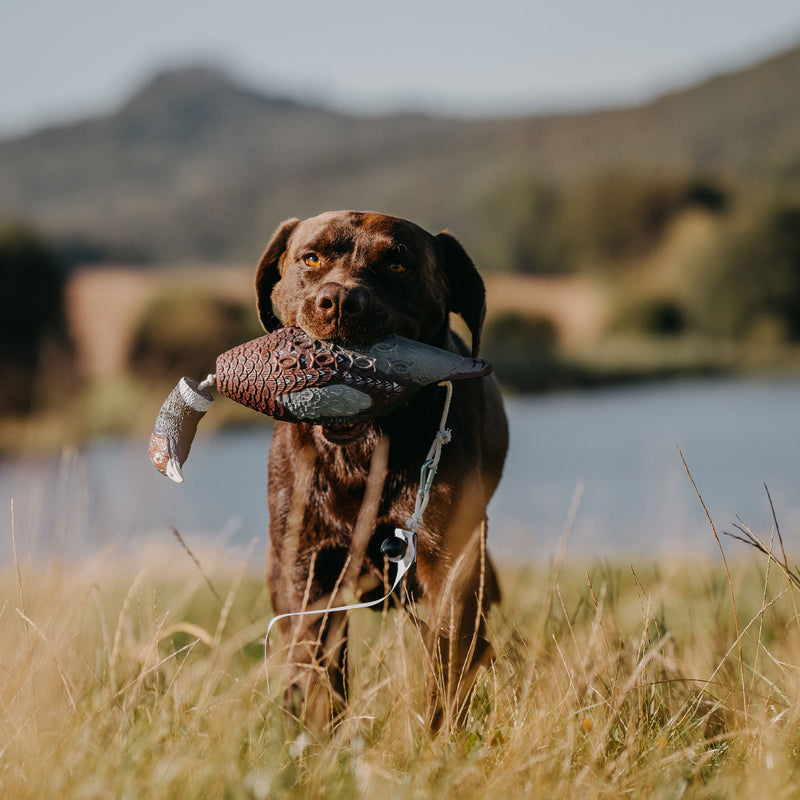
top-left (267, 435), bottom-right (351, 729)
top-left (423, 520), bottom-right (500, 729)
top-left (278, 611), bottom-right (349, 731)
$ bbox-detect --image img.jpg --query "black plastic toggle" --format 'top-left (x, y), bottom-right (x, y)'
top-left (380, 535), bottom-right (408, 562)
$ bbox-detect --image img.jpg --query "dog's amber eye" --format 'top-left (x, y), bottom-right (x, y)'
top-left (303, 253), bottom-right (321, 268)
top-left (388, 263), bottom-right (407, 275)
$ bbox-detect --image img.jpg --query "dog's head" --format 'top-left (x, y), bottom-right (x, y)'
top-left (254, 211), bottom-right (486, 358)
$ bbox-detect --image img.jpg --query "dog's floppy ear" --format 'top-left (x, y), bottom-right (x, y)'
top-left (436, 231), bottom-right (486, 357)
top-left (255, 218), bottom-right (301, 331)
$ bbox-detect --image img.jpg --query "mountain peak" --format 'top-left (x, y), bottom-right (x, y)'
top-left (118, 63), bottom-right (301, 118)
top-left (1, 42), bottom-right (799, 262)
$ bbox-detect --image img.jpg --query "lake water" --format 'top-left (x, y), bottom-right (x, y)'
top-left (3, 375), bottom-right (800, 565)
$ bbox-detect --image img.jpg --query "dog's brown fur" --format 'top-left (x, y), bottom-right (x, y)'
top-left (256, 211), bottom-right (508, 728)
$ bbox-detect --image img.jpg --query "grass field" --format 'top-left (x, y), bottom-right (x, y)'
top-left (4, 504), bottom-right (800, 800)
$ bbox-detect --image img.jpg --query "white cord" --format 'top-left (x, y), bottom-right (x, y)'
top-left (264, 381), bottom-right (454, 688)
top-left (406, 380), bottom-right (453, 534)
top-left (264, 527), bottom-right (416, 693)
top-left (265, 528), bottom-right (415, 641)
top-left (198, 373), bottom-right (216, 391)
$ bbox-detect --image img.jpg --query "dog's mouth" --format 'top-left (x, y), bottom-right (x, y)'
top-left (316, 420), bottom-right (371, 444)
top-left (297, 321), bottom-right (390, 445)
top-left (296, 314), bottom-right (394, 351)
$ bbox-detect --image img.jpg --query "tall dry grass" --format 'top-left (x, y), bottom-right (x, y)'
top-left (3, 507), bottom-right (800, 799)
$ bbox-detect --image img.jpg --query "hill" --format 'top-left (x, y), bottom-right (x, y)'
top-left (0, 44), bottom-right (799, 263)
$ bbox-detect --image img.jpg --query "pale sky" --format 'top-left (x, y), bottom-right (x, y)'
top-left (3, 0), bottom-right (800, 139)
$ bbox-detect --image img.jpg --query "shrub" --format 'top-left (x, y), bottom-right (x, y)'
top-left (481, 311), bottom-right (560, 390)
top-left (610, 295), bottom-right (687, 337)
top-left (470, 170), bottom-right (727, 276)
top-left (0, 223), bottom-right (69, 412)
top-left (473, 176), bottom-right (568, 274)
top-left (691, 204), bottom-right (800, 341)
top-left (130, 287), bottom-right (262, 380)
top-left (561, 170), bottom-right (727, 266)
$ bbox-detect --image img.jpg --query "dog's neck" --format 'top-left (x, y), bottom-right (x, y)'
top-left (295, 382), bottom-right (446, 487)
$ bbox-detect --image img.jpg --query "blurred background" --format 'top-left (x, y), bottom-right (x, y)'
top-left (3, 0), bottom-right (800, 561)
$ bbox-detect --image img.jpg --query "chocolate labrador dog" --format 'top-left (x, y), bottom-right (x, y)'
top-left (256, 210), bottom-right (507, 728)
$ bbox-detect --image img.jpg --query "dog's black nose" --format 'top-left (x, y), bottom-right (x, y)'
top-left (315, 283), bottom-right (367, 322)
